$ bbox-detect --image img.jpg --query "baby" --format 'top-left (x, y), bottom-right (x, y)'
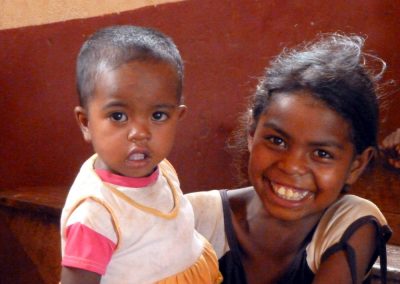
top-left (60, 25), bottom-right (222, 284)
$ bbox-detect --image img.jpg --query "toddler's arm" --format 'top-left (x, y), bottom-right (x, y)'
top-left (61, 199), bottom-right (117, 283)
top-left (61, 267), bottom-right (101, 284)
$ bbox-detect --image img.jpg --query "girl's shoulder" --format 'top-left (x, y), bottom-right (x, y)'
top-left (321, 194), bottom-right (388, 229)
top-left (186, 189), bottom-right (222, 213)
top-left (186, 189), bottom-right (228, 257)
top-left (186, 187), bottom-right (254, 214)
top-left (186, 189), bottom-right (226, 235)
top-left (313, 194), bottom-right (390, 247)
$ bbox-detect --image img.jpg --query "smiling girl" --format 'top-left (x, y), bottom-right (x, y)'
top-left (187, 34), bottom-right (392, 284)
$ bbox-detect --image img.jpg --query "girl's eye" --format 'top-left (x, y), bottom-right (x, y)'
top-left (266, 136), bottom-right (286, 148)
top-left (152, 112), bottom-right (168, 122)
top-left (314, 149), bottom-right (333, 159)
top-left (110, 112), bottom-right (128, 122)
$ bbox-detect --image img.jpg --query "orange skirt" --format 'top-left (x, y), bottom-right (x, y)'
top-left (157, 236), bottom-right (223, 284)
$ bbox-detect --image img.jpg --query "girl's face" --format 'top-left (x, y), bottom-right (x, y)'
top-left (248, 90), bottom-right (372, 222)
top-left (75, 60), bottom-right (186, 178)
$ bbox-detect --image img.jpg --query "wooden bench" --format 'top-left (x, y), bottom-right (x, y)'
top-left (0, 186), bottom-right (68, 284)
top-left (372, 244), bottom-right (400, 283)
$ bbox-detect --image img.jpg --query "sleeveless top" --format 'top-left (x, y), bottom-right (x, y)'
top-left (187, 188), bottom-right (392, 284)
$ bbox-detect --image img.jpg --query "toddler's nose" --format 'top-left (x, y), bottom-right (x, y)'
top-left (127, 121), bottom-right (150, 142)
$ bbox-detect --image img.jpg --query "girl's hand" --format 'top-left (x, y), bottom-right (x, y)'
top-left (380, 128), bottom-right (400, 169)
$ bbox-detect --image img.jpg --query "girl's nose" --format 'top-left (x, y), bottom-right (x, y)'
top-left (277, 150), bottom-right (309, 176)
top-left (127, 121), bottom-right (151, 142)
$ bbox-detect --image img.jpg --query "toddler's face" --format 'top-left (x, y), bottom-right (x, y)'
top-left (76, 60), bottom-right (186, 177)
top-left (247, 90), bottom-right (372, 222)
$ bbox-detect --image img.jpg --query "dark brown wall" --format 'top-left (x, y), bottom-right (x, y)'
top-left (1, 0), bottom-right (399, 241)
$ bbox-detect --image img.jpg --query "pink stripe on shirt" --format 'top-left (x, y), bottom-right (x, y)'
top-left (62, 223), bottom-right (116, 275)
top-left (95, 167), bottom-right (159, 188)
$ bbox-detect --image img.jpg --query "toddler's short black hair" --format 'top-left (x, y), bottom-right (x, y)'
top-left (76, 25), bottom-right (183, 107)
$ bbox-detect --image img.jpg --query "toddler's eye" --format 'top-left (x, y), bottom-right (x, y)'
top-left (110, 112), bottom-right (127, 122)
top-left (152, 112), bottom-right (168, 122)
top-left (314, 149), bottom-right (333, 159)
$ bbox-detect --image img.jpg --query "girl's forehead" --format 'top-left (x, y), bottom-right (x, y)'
top-left (261, 91), bottom-right (352, 139)
top-left (266, 90), bottom-right (329, 114)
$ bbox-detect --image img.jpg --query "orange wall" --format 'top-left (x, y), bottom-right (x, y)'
top-left (1, 0), bottom-right (399, 194)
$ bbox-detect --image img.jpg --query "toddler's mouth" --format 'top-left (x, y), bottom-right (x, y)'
top-left (127, 149), bottom-right (150, 162)
top-left (129, 153), bottom-right (146, 161)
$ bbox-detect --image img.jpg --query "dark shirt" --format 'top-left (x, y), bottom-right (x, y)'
top-left (217, 190), bottom-right (392, 284)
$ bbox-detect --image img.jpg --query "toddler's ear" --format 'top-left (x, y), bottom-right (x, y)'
top-left (74, 106), bottom-right (91, 143)
top-left (346, 147), bottom-right (375, 185)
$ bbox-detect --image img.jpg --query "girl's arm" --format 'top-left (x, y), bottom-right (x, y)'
top-left (61, 267), bottom-right (101, 284)
top-left (312, 222), bottom-right (377, 284)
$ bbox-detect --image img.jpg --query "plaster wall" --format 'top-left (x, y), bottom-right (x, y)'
top-left (0, 0), bottom-right (183, 29)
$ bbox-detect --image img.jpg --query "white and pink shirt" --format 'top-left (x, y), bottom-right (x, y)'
top-left (60, 154), bottom-right (221, 284)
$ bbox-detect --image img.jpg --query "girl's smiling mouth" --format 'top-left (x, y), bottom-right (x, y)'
top-left (270, 181), bottom-right (311, 202)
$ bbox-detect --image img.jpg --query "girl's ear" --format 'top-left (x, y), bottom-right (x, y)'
top-left (247, 113), bottom-right (256, 152)
top-left (177, 104), bottom-right (187, 120)
top-left (247, 131), bottom-right (254, 152)
top-left (74, 106), bottom-right (92, 143)
top-left (346, 147), bottom-right (375, 185)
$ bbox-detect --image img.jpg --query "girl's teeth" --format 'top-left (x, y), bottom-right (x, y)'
top-left (273, 184), bottom-right (308, 201)
top-left (130, 153), bottom-right (145, 161)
